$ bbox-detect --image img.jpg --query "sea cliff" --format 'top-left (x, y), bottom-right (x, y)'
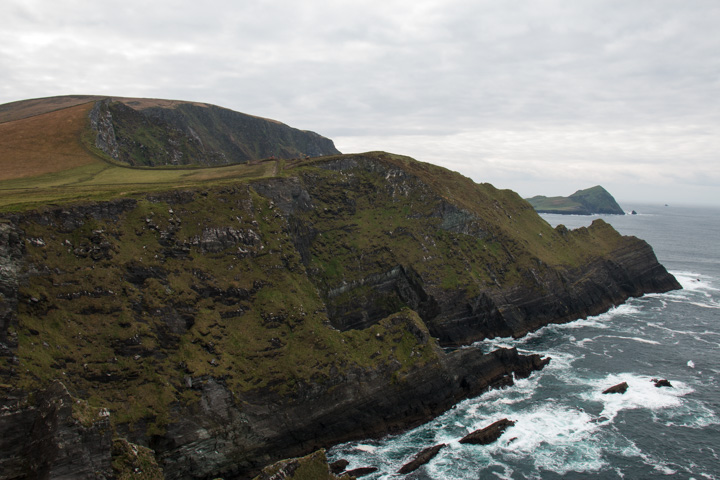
top-left (0, 152), bottom-right (679, 479)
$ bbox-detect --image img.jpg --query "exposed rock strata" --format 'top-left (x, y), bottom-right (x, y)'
top-left (0, 153), bottom-right (680, 479)
top-left (258, 155), bottom-right (680, 346)
top-left (0, 223), bottom-right (24, 360)
top-left (0, 381), bottom-right (112, 479)
top-left (154, 346), bottom-right (548, 479)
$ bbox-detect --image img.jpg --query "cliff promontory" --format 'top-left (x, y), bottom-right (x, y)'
top-left (527, 185), bottom-right (625, 215)
top-left (0, 97), bottom-right (679, 479)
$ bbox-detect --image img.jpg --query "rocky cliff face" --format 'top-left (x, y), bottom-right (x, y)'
top-left (88, 98), bottom-right (341, 167)
top-left (0, 381), bottom-right (113, 479)
top-left (260, 155), bottom-right (679, 345)
top-left (0, 153), bottom-right (678, 479)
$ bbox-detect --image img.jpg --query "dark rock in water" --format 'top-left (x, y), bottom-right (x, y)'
top-left (397, 443), bottom-right (446, 474)
top-left (459, 418), bottom-right (516, 445)
top-left (602, 381), bottom-right (629, 394)
top-left (345, 466), bottom-right (378, 477)
top-left (329, 458), bottom-right (350, 474)
top-left (631, 210), bottom-right (638, 215)
top-left (589, 416), bottom-right (610, 424)
top-left (652, 378), bottom-right (673, 388)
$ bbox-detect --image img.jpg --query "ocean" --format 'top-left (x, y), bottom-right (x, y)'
top-left (328, 203), bottom-right (720, 479)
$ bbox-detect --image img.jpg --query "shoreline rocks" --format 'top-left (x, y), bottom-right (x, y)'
top-left (602, 382), bottom-right (629, 394)
top-left (397, 444), bottom-right (446, 474)
top-left (653, 378), bottom-right (673, 388)
top-left (459, 418), bottom-right (516, 445)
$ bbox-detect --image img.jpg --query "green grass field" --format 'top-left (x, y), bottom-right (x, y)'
top-left (0, 160), bottom-right (280, 210)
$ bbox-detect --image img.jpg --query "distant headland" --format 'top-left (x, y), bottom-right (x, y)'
top-left (526, 185), bottom-right (625, 215)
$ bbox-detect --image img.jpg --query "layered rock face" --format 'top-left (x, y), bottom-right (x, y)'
top-left (0, 153), bottom-right (679, 479)
top-left (0, 381), bottom-right (113, 479)
top-left (261, 155), bottom-right (679, 345)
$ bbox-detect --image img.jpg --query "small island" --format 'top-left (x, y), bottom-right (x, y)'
top-left (526, 185), bottom-right (624, 215)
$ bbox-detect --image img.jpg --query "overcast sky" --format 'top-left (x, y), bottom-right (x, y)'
top-left (2, 0), bottom-right (719, 206)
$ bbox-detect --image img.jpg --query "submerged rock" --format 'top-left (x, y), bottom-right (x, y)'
top-left (602, 382), bottom-right (629, 394)
top-left (589, 416), bottom-right (610, 424)
top-left (459, 418), bottom-right (516, 445)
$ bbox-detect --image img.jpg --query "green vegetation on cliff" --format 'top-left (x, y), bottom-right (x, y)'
top-left (526, 185), bottom-right (625, 215)
top-left (0, 96), bottom-right (679, 479)
top-left (0, 152), bottom-right (649, 432)
top-left (90, 98), bottom-right (340, 167)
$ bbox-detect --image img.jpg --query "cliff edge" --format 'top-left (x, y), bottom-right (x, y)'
top-left (0, 146), bottom-right (678, 479)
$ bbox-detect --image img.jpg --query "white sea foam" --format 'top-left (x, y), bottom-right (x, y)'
top-left (354, 444), bottom-right (377, 453)
top-left (659, 400), bottom-right (720, 429)
top-left (672, 271), bottom-right (719, 292)
top-left (484, 404), bottom-right (608, 475)
top-left (584, 335), bottom-right (662, 345)
top-left (582, 373), bottom-right (693, 422)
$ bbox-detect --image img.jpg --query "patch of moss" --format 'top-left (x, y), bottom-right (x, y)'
top-left (112, 438), bottom-right (164, 480)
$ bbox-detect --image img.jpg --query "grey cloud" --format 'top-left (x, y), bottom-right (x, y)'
top-left (1, 0), bottom-right (718, 205)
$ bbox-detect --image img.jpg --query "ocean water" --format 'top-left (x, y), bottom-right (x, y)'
top-left (328, 204), bottom-right (720, 479)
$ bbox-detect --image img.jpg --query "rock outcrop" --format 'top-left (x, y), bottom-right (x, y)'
top-left (603, 382), bottom-right (629, 394)
top-left (259, 155), bottom-right (680, 346)
top-left (0, 381), bottom-right (113, 479)
top-left (252, 450), bottom-right (352, 480)
top-left (653, 378), bottom-right (673, 388)
top-left (397, 444), bottom-right (446, 474)
top-left (459, 418), bottom-right (516, 445)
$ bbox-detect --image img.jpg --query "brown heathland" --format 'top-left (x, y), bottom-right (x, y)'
top-left (0, 102), bottom-right (101, 181)
top-left (0, 95), bottom-right (104, 123)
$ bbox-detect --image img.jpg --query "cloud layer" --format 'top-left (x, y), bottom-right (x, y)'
top-left (3, 0), bottom-right (719, 205)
